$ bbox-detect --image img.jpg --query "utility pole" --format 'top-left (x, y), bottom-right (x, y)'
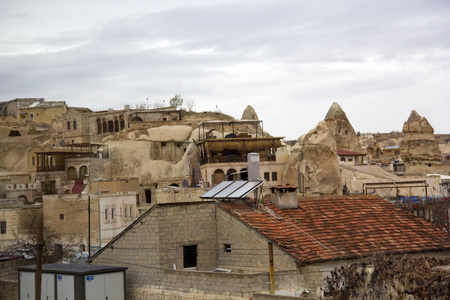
top-left (268, 242), bottom-right (275, 295)
top-left (35, 216), bottom-right (44, 300)
top-left (88, 195), bottom-right (91, 260)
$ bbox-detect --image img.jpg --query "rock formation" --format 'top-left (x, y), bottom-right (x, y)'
top-left (359, 134), bottom-right (382, 163)
top-left (400, 110), bottom-right (441, 173)
top-left (241, 105), bottom-right (259, 120)
top-left (283, 120), bottom-right (341, 195)
top-left (324, 102), bottom-right (360, 152)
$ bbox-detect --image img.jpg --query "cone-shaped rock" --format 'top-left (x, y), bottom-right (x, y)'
top-left (324, 102), bottom-right (360, 152)
top-left (400, 110), bottom-right (441, 173)
top-left (241, 105), bottom-right (259, 120)
top-left (283, 120), bottom-right (341, 194)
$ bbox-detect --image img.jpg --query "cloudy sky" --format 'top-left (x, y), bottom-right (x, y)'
top-left (1, 0), bottom-right (449, 139)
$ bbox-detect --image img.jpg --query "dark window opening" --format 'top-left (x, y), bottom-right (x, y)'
top-left (73, 121), bottom-right (77, 130)
top-left (264, 172), bottom-right (270, 181)
top-left (30, 113), bottom-right (34, 119)
top-left (67, 122), bottom-right (71, 130)
top-left (108, 120), bottom-right (114, 132)
top-left (145, 189), bottom-right (152, 204)
top-left (161, 142), bottom-right (166, 147)
top-left (272, 172), bottom-right (278, 181)
top-left (224, 244), bottom-right (231, 253)
top-left (59, 214), bottom-right (64, 220)
top-left (183, 245), bottom-right (197, 268)
top-left (9, 130), bottom-right (21, 137)
top-left (32, 157), bottom-right (35, 165)
top-left (1, 221), bottom-right (6, 234)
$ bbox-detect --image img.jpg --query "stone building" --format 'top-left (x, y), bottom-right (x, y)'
top-left (337, 149), bottom-right (365, 165)
top-left (51, 107), bottom-right (92, 144)
top-left (90, 195), bottom-right (450, 299)
top-left (18, 100), bottom-right (68, 125)
top-left (0, 98), bottom-right (44, 118)
top-left (42, 177), bottom-right (140, 248)
top-left (195, 120), bottom-right (287, 188)
top-left (34, 143), bottom-right (108, 195)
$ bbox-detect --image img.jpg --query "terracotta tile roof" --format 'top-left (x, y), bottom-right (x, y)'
top-left (220, 195), bottom-right (450, 264)
top-left (337, 149), bottom-right (365, 156)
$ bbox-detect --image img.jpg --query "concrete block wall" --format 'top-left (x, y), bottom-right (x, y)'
top-left (216, 207), bottom-right (298, 273)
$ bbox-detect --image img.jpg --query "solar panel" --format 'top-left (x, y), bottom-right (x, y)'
top-left (200, 180), bottom-right (264, 200)
top-left (213, 181), bottom-right (248, 198)
top-left (200, 181), bottom-right (233, 199)
top-left (227, 181), bottom-right (263, 199)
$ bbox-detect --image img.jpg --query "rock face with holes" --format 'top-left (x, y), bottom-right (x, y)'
top-left (283, 120), bottom-right (341, 195)
top-left (400, 110), bottom-right (442, 174)
top-left (324, 102), bottom-right (360, 152)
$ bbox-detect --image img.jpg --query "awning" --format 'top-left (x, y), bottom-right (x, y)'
top-left (72, 178), bottom-right (86, 194)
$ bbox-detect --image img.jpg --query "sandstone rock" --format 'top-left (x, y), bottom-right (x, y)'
top-left (283, 120), bottom-right (341, 195)
top-left (241, 105), bottom-right (259, 120)
top-left (401, 110), bottom-right (441, 162)
top-left (324, 102), bottom-right (360, 152)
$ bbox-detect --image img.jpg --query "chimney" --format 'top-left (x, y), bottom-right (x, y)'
top-left (270, 184), bottom-right (298, 209)
top-left (247, 153), bottom-right (260, 181)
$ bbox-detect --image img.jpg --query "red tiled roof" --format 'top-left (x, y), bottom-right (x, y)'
top-left (337, 149), bottom-right (365, 156)
top-left (220, 195), bottom-right (450, 264)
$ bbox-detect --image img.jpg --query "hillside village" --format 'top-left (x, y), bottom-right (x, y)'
top-left (0, 97), bottom-right (449, 299)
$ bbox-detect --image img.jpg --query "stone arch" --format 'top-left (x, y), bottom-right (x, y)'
top-left (18, 195), bottom-right (28, 203)
top-left (97, 118), bottom-right (102, 134)
top-left (213, 169), bottom-right (225, 185)
top-left (79, 165), bottom-right (89, 178)
top-left (108, 120), bottom-right (114, 132)
top-left (240, 168), bottom-right (248, 180)
top-left (68, 166), bottom-right (78, 180)
top-left (227, 168), bottom-right (238, 181)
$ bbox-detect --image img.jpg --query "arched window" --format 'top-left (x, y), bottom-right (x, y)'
top-left (340, 157), bottom-right (346, 162)
top-left (111, 208), bottom-right (115, 220)
top-left (114, 116), bottom-right (119, 132)
top-left (119, 115), bottom-right (125, 130)
top-left (227, 168), bottom-right (237, 181)
top-left (240, 168), bottom-right (248, 180)
top-left (97, 118), bottom-right (102, 134)
top-left (102, 118), bottom-right (107, 133)
top-left (79, 165), bottom-right (89, 178)
top-left (213, 169), bottom-right (225, 185)
top-left (68, 166), bottom-right (77, 180)
top-left (108, 120), bottom-right (114, 132)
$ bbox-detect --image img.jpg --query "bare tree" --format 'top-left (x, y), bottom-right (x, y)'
top-left (10, 210), bottom-right (80, 263)
top-left (184, 97), bottom-right (196, 112)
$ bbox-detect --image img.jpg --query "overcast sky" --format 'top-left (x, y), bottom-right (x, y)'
top-left (1, 0), bottom-right (449, 139)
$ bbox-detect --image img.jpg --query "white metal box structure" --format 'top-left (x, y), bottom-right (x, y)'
top-left (18, 263), bottom-right (127, 300)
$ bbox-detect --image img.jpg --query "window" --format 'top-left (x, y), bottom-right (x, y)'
top-left (145, 189), bottom-right (152, 204)
top-left (161, 142), bottom-right (166, 147)
top-left (395, 151), bottom-right (400, 155)
top-left (264, 172), bottom-right (270, 181)
top-left (125, 207), bottom-right (128, 218)
top-left (59, 214), bottom-right (64, 220)
top-left (224, 244), bottom-right (231, 253)
top-left (271, 172), bottom-right (278, 181)
top-left (32, 157), bottom-right (35, 166)
top-left (73, 120), bottom-right (77, 130)
top-left (67, 122), bottom-right (71, 130)
top-left (129, 207), bottom-right (133, 218)
top-left (111, 208), bottom-right (115, 220)
top-left (183, 245), bottom-right (197, 268)
top-left (105, 208), bottom-right (108, 220)
top-left (30, 113), bottom-right (34, 119)
top-left (1, 221), bottom-right (6, 234)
